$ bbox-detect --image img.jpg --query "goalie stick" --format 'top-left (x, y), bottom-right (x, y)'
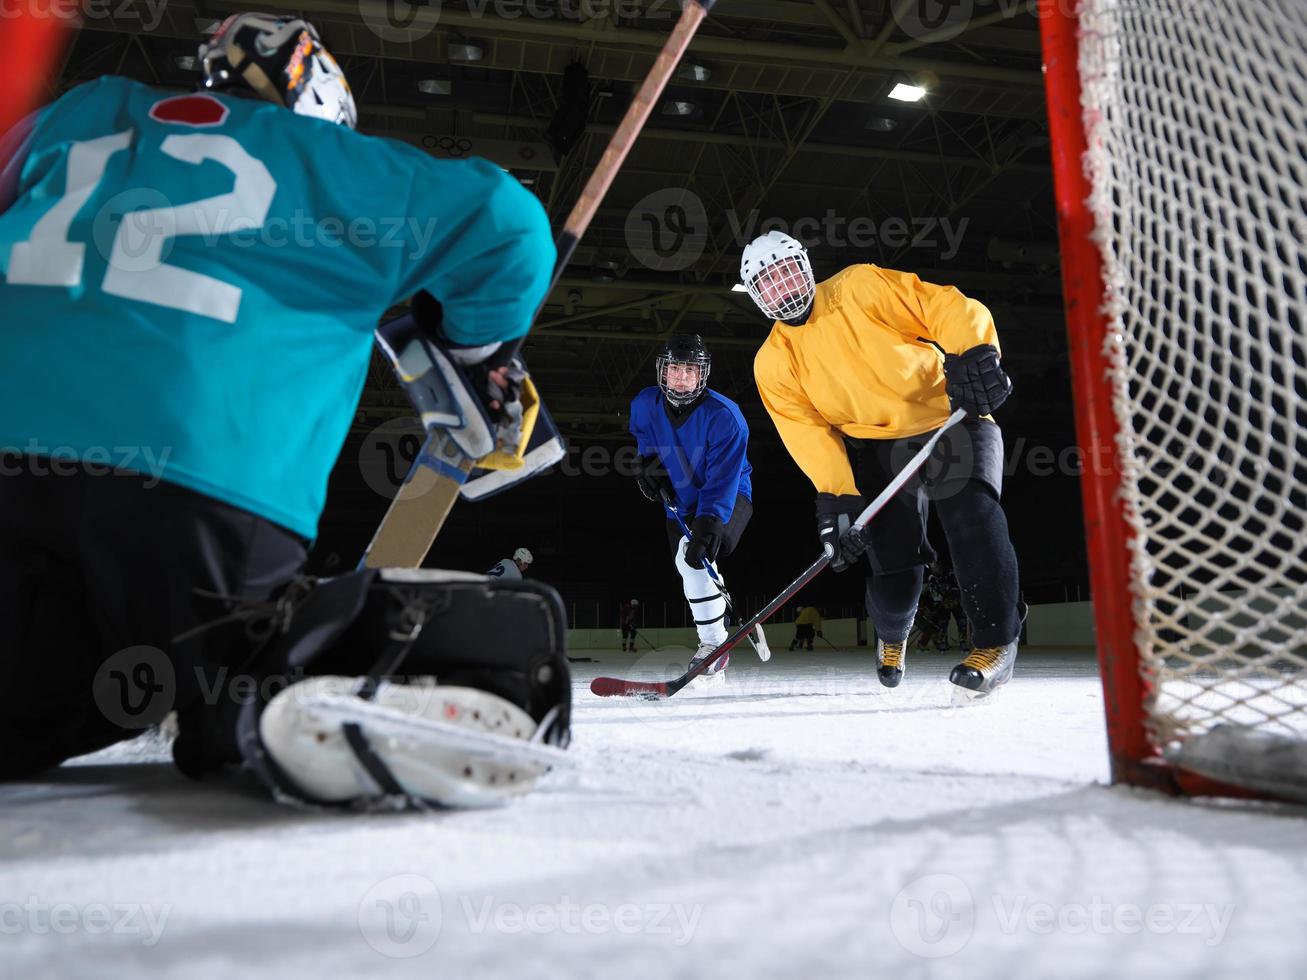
top-left (591, 409), bottom-right (967, 698)
top-left (661, 490), bottom-right (771, 662)
top-left (362, 0), bottom-right (720, 569)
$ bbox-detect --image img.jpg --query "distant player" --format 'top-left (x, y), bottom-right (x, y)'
top-left (912, 563), bottom-right (949, 651)
top-left (629, 335), bottom-right (753, 686)
top-left (488, 548), bottom-right (534, 581)
top-left (789, 605), bottom-right (823, 651)
top-left (744, 231), bottom-right (1022, 696)
top-left (937, 567), bottom-right (972, 655)
top-left (0, 15), bottom-right (570, 807)
top-left (619, 598), bottom-right (640, 651)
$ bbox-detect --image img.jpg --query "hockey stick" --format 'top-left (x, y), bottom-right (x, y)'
top-left (660, 490), bottom-right (771, 662)
top-left (362, 0), bottom-right (719, 569)
top-left (633, 629), bottom-right (660, 652)
top-left (591, 409), bottom-right (968, 697)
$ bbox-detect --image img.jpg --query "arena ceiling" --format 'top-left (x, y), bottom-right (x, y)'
top-left (59, 0), bottom-right (1067, 443)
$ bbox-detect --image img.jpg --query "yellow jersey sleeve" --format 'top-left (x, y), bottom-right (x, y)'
top-left (853, 266), bottom-right (1001, 356)
top-left (754, 340), bottom-right (861, 496)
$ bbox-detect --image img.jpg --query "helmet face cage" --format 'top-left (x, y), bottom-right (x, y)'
top-left (657, 352), bottom-right (711, 406)
top-left (746, 251), bottom-right (815, 321)
top-left (198, 14), bottom-right (357, 130)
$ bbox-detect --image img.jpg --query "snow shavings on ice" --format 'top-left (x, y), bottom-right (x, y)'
top-left (3, 649), bottom-right (1306, 979)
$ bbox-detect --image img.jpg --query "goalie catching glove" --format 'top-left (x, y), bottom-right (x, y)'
top-left (942, 344), bottom-right (1012, 417)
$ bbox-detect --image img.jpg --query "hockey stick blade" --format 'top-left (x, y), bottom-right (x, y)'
top-left (589, 676), bottom-right (669, 699)
top-left (589, 551), bottom-right (830, 698)
top-left (590, 409), bottom-right (967, 698)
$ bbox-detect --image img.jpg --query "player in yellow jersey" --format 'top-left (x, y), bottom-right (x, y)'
top-left (742, 231), bottom-right (1022, 697)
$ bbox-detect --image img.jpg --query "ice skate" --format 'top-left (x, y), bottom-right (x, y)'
top-left (686, 642), bottom-right (729, 691)
top-left (949, 639), bottom-right (1017, 702)
top-left (876, 637), bottom-right (907, 688)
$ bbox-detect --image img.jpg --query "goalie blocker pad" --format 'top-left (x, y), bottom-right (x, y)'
top-left (375, 313), bottom-right (497, 460)
top-left (376, 313), bottom-right (565, 495)
top-left (233, 569), bottom-right (571, 809)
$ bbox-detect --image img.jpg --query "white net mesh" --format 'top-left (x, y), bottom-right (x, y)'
top-left (1077, 1), bottom-right (1307, 767)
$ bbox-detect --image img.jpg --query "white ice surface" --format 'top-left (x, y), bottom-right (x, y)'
top-left (3, 647), bottom-right (1307, 979)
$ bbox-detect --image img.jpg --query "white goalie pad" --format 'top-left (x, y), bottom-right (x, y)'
top-left (260, 676), bottom-right (570, 809)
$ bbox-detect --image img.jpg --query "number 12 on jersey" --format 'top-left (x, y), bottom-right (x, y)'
top-left (6, 128), bottom-right (276, 324)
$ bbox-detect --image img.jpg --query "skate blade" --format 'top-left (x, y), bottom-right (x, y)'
top-left (684, 671), bottom-right (729, 696)
top-left (950, 683), bottom-right (998, 706)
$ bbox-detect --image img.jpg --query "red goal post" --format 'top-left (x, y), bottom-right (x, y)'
top-left (0, 12), bottom-right (72, 142)
top-left (1039, 0), bottom-right (1307, 800)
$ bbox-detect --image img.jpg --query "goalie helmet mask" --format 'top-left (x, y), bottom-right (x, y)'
top-left (657, 334), bottom-right (711, 407)
top-left (740, 230), bottom-right (815, 324)
top-left (198, 14), bottom-right (357, 129)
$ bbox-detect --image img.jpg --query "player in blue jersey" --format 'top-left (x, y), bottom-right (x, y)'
top-left (0, 14), bottom-right (571, 807)
top-left (629, 334), bottom-right (753, 685)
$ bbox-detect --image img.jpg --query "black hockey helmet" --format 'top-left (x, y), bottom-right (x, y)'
top-left (656, 333), bottom-right (711, 407)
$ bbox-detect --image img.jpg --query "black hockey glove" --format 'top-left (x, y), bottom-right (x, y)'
top-left (635, 454), bottom-right (675, 504)
top-left (942, 344), bottom-right (1012, 417)
top-left (684, 514), bottom-right (724, 570)
top-left (815, 493), bottom-right (868, 573)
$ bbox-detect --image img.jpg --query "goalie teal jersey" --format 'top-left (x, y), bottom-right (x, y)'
top-left (0, 76), bottom-right (554, 538)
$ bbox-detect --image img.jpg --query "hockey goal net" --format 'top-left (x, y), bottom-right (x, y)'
top-left (1040, 0), bottom-right (1307, 800)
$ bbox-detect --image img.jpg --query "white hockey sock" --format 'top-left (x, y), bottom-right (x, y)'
top-left (675, 538), bottom-right (728, 646)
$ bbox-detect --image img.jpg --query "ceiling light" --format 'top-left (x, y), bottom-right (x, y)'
top-left (731, 283), bottom-right (748, 293)
top-left (676, 63), bottom-right (712, 83)
top-left (888, 83), bottom-right (927, 103)
top-left (448, 43), bottom-right (483, 62)
top-left (174, 55), bottom-right (198, 71)
top-left (418, 79), bottom-right (452, 96)
top-left (662, 101), bottom-right (697, 117)
top-left (865, 116), bottom-right (898, 132)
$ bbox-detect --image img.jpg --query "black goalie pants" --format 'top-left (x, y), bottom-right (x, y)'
top-left (845, 419), bottom-right (1021, 648)
top-left (0, 461), bottom-right (306, 778)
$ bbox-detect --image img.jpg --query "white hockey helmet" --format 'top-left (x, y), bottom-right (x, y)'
top-left (740, 230), bottom-right (815, 322)
top-left (513, 548), bottom-right (534, 565)
top-left (199, 13), bottom-right (357, 129)
top-left (630, 598), bottom-right (640, 606)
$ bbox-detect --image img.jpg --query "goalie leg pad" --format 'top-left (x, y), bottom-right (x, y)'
top-left (233, 569), bottom-right (571, 809)
top-left (259, 678), bottom-right (566, 808)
